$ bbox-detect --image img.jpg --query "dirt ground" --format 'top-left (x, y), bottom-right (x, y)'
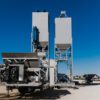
top-left (0, 85), bottom-right (100, 100)
top-left (58, 85), bottom-right (100, 100)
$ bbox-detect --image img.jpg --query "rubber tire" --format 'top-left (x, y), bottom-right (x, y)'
top-left (18, 87), bottom-right (35, 95)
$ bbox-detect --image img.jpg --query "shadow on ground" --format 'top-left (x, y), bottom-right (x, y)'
top-left (79, 83), bottom-right (100, 86)
top-left (0, 89), bottom-right (71, 100)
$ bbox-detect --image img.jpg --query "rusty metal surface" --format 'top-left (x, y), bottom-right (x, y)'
top-left (56, 44), bottom-right (71, 50)
top-left (2, 53), bottom-right (38, 58)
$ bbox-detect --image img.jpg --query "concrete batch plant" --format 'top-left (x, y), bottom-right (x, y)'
top-left (0, 11), bottom-right (74, 95)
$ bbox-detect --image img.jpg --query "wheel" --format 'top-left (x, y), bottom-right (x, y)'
top-left (56, 86), bottom-right (61, 89)
top-left (18, 87), bottom-right (35, 95)
top-left (40, 86), bottom-right (44, 91)
top-left (48, 87), bottom-right (54, 91)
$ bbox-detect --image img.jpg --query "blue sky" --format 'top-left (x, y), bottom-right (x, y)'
top-left (0, 0), bottom-right (100, 75)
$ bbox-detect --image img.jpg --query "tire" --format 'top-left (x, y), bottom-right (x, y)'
top-left (18, 87), bottom-right (35, 95)
top-left (56, 86), bottom-right (61, 89)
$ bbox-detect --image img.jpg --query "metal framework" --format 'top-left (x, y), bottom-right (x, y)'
top-left (0, 11), bottom-right (74, 96)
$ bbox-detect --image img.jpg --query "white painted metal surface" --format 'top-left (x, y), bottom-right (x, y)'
top-left (49, 59), bottom-right (57, 86)
top-left (32, 12), bottom-right (49, 42)
top-left (55, 17), bottom-right (72, 44)
top-left (19, 65), bottom-right (24, 81)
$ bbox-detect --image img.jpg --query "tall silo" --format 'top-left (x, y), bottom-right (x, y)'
top-left (32, 12), bottom-right (49, 51)
top-left (55, 11), bottom-right (73, 80)
top-left (55, 11), bottom-right (72, 49)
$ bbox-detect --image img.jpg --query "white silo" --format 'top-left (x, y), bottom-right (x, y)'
top-left (55, 11), bottom-right (72, 49)
top-left (32, 12), bottom-right (49, 47)
top-left (55, 11), bottom-right (73, 80)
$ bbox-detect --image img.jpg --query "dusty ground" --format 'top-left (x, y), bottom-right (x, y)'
top-left (0, 85), bottom-right (100, 100)
top-left (58, 85), bottom-right (100, 100)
